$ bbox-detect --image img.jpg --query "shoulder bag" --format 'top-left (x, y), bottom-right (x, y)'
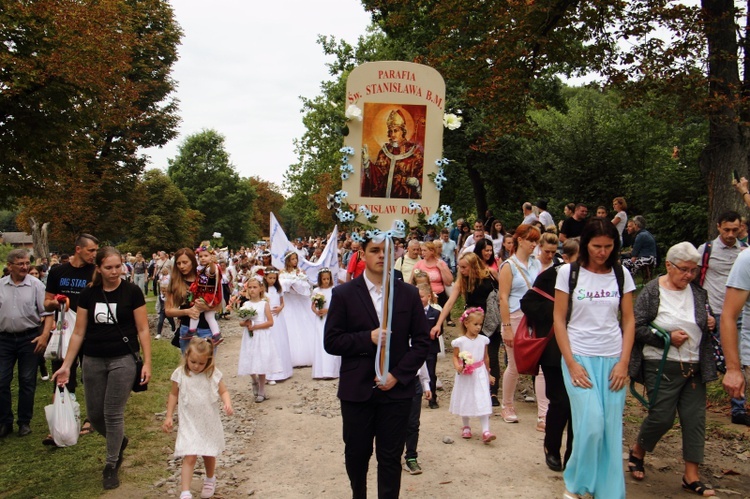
top-left (514, 286), bottom-right (555, 375)
top-left (102, 288), bottom-right (148, 392)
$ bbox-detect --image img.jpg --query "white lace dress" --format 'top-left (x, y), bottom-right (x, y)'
top-left (237, 300), bottom-right (282, 376)
top-left (266, 287), bottom-right (293, 381)
top-left (449, 335), bottom-right (492, 417)
top-left (311, 287), bottom-right (340, 379)
top-left (279, 270), bottom-right (316, 366)
top-left (171, 367), bottom-right (225, 457)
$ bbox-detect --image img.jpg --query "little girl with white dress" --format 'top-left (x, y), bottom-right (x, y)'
top-left (237, 276), bottom-right (281, 402)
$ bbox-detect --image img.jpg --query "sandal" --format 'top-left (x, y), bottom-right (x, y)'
top-left (627, 447), bottom-right (645, 481)
top-left (682, 476), bottom-right (714, 496)
top-left (461, 426), bottom-right (472, 439)
top-left (80, 419), bottom-right (95, 436)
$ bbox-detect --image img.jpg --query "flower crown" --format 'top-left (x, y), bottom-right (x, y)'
top-left (283, 250), bottom-right (297, 261)
top-left (459, 307), bottom-right (484, 324)
top-left (196, 244), bottom-right (214, 255)
top-left (319, 267), bottom-right (331, 274)
top-left (265, 267), bottom-right (279, 275)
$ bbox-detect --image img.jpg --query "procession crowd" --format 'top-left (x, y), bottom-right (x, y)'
top-left (2, 193), bottom-right (750, 499)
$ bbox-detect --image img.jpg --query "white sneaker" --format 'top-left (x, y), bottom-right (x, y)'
top-left (41, 375), bottom-right (50, 381)
top-left (155, 334), bottom-right (161, 340)
top-left (267, 380), bottom-right (276, 385)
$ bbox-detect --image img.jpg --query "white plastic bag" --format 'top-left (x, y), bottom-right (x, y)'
top-left (44, 306), bottom-right (76, 361)
top-left (44, 386), bottom-right (81, 447)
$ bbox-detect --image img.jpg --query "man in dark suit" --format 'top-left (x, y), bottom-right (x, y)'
top-left (325, 238), bottom-right (430, 499)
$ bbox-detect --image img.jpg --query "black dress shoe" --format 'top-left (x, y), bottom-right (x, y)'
top-left (491, 395), bottom-right (501, 407)
top-left (428, 400), bottom-right (439, 409)
top-left (0, 424), bottom-right (12, 438)
top-left (18, 424), bottom-right (32, 437)
top-left (545, 449), bottom-right (563, 472)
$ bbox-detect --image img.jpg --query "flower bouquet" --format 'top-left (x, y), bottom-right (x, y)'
top-left (458, 351), bottom-right (477, 375)
top-left (238, 307), bottom-right (257, 337)
top-left (311, 293), bottom-right (326, 320)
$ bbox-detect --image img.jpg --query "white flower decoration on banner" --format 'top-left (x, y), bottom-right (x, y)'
top-left (427, 214), bottom-right (441, 225)
top-left (212, 232), bottom-right (222, 239)
top-left (443, 113), bottom-right (462, 130)
top-left (439, 205), bottom-right (452, 217)
top-left (345, 104), bottom-right (363, 122)
top-left (408, 201), bottom-right (422, 211)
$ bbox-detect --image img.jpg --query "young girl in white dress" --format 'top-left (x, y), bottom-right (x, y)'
top-left (264, 268), bottom-right (293, 382)
top-left (279, 251), bottom-right (316, 366)
top-left (237, 277), bottom-right (280, 403)
top-left (450, 307), bottom-right (497, 444)
top-left (311, 268), bottom-right (340, 379)
top-left (163, 338), bottom-right (234, 499)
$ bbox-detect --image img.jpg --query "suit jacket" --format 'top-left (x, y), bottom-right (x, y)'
top-left (425, 305), bottom-right (441, 354)
top-left (324, 276), bottom-right (430, 402)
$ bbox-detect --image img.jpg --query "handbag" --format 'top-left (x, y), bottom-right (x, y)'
top-left (44, 304), bottom-right (76, 360)
top-left (102, 289), bottom-right (148, 392)
top-left (710, 330), bottom-right (727, 374)
top-left (513, 286), bottom-right (555, 375)
top-left (44, 386), bottom-right (81, 447)
top-left (482, 276), bottom-right (501, 337)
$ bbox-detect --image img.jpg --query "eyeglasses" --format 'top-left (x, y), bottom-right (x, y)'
top-left (668, 261), bottom-right (698, 276)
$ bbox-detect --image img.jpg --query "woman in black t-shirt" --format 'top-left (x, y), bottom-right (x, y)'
top-left (52, 247), bottom-right (151, 490)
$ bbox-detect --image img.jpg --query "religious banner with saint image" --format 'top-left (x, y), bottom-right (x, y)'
top-left (343, 61), bottom-right (445, 228)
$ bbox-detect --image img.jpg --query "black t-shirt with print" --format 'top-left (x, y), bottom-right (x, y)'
top-left (78, 281), bottom-right (146, 357)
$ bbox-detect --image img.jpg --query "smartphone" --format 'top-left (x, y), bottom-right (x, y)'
top-left (733, 169), bottom-right (740, 183)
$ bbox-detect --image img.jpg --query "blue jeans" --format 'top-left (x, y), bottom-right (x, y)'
top-left (0, 330), bottom-right (39, 426)
top-left (178, 325), bottom-right (213, 354)
top-left (713, 313), bottom-right (747, 415)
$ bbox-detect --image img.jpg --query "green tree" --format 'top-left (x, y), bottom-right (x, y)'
top-left (0, 0), bottom-right (181, 205)
top-left (121, 170), bottom-right (202, 254)
top-left (248, 177), bottom-right (285, 238)
top-left (168, 130), bottom-right (255, 248)
top-left (526, 86), bottom-right (707, 250)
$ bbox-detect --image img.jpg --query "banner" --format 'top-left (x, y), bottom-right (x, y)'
top-left (342, 61), bottom-right (446, 229)
top-left (269, 212), bottom-right (339, 284)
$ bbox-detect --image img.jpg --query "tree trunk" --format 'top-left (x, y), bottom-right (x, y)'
top-left (465, 162), bottom-right (488, 220)
top-left (700, 0), bottom-right (749, 237)
top-left (29, 217), bottom-right (50, 260)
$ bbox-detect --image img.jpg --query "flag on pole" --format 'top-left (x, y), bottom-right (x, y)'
top-left (269, 212), bottom-right (340, 284)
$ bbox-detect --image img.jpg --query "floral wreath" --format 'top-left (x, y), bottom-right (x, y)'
top-left (195, 244), bottom-right (214, 255)
top-left (459, 307), bottom-right (484, 324)
top-left (283, 250), bottom-right (297, 261)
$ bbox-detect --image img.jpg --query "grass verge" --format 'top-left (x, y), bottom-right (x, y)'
top-left (0, 339), bottom-right (181, 498)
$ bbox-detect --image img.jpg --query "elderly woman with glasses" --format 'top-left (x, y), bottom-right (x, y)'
top-left (627, 242), bottom-right (717, 497)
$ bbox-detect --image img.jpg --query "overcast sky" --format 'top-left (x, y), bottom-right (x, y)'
top-left (141, 1), bottom-right (373, 190)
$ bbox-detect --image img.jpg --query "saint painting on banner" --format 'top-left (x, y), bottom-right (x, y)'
top-left (360, 103), bottom-right (426, 199)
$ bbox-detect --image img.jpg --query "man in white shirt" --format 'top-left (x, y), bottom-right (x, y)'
top-left (461, 220), bottom-right (492, 250)
top-left (522, 202), bottom-right (539, 225)
top-left (536, 199), bottom-right (554, 228)
top-left (395, 239), bottom-right (421, 283)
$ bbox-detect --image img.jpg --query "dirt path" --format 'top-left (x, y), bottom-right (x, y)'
top-left (135, 319), bottom-right (750, 498)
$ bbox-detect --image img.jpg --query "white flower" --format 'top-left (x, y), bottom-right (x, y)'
top-left (443, 113), bottom-right (462, 130)
top-left (212, 232), bottom-right (222, 239)
top-left (345, 104), bottom-right (363, 122)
